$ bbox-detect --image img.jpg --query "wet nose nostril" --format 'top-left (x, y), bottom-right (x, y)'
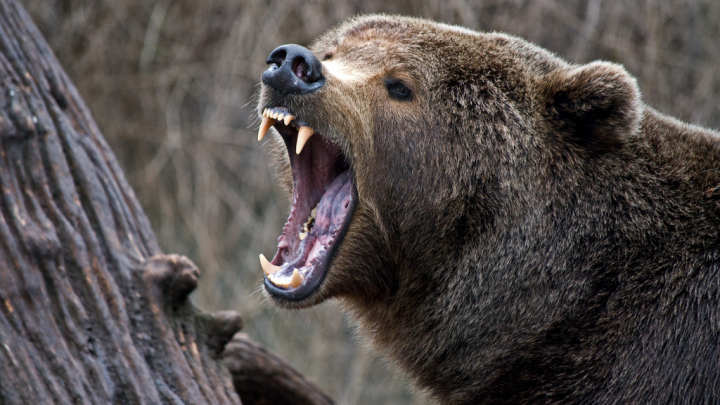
top-left (291, 58), bottom-right (311, 81)
top-left (266, 48), bottom-right (287, 69)
top-left (262, 44), bottom-right (325, 95)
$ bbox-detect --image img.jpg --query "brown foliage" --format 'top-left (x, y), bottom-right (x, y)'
top-left (19, 0), bottom-right (720, 403)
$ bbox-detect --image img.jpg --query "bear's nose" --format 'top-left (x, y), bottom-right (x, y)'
top-left (262, 44), bottom-right (325, 95)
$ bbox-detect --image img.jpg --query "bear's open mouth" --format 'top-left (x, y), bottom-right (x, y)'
top-left (258, 106), bottom-right (356, 300)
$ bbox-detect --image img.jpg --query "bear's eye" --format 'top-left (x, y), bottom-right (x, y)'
top-left (385, 79), bottom-right (412, 101)
top-left (322, 52), bottom-right (333, 61)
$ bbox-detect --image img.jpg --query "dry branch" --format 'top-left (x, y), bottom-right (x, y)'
top-left (224, 334), bottom-right (335, 405)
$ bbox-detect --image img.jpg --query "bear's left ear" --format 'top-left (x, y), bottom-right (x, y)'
top-left (538, 61), bottom-right (642, 153)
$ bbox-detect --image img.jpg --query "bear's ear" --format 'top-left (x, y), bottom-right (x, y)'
top-left (538, 61), bottom-right (641, 153)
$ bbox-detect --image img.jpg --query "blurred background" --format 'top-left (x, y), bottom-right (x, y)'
top-left (18, 0), bottom-right (719, 403)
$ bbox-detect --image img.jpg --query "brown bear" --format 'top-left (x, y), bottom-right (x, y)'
top-left (255, 15), bottom-right (720, 404)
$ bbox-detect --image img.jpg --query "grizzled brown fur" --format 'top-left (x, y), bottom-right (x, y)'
top-left (259, 15), bottom-right (720, 404)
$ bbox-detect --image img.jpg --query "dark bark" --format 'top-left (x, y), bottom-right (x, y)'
top-left (0, 0), bottom-right (333, 404)
top-left (0, 0), bottom-right (242, 401)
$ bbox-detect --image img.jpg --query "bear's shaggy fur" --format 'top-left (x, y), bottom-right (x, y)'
top-left (258, 15), bottom-right (720, 404)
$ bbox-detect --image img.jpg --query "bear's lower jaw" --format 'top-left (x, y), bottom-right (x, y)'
top-left (259, 107), bottom-right (356, 301)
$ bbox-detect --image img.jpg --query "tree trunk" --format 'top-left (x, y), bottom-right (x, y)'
top-left (0, 1), bottom-right (333, 404)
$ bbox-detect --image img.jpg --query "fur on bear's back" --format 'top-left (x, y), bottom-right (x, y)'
top-left (260, 14), bottom-right (720, 404)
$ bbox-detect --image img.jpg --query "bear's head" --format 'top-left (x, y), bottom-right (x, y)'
top-left (257, 15), bottom-right (641, 310)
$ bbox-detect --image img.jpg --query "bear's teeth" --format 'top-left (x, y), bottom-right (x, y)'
top-left (283, 115), bottom-right (295, 126)
top-left (259, 253), bottom-right (281, 276)
top-left (304, 205), bottom-right (318, 228)
top-left (296, 126), bottom-right (315, 154)
top-left (299, 204), bottom-right (318, 239)
top-left (258, 116), bottom-right (276, 141)
top-left (266, 268), bottom-right (305, 289)
top-left (289, 269), bottom-right (304, 288)
top-left (300, 216), bottom-right (314, 235)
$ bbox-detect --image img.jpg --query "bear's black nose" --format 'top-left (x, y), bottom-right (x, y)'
top-left (262, 44), bottom-right (324, 95)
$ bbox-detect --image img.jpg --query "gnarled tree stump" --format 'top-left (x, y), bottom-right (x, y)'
top-left (0, 1), bottom-right (333, 404)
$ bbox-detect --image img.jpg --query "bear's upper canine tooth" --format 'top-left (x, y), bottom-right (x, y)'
top-left (283, 115), bottom-right (295, 126)
top-left (258, 116), bottom-right (277, 141)
top-left (259, 253), bottom-right (281, 276)
top-left (289, 268), bottom-right (304, 288)
top-left (296, 126), bottom-right (315, 154)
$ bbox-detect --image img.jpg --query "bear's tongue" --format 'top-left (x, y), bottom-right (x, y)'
top-left (258, 109), bottom-right (355, 299)
top-left (267, 171), bottom-right (353, 287)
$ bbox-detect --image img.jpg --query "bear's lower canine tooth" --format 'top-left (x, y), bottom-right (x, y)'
top-left (259, 253), bottom-right (281, 276)
top-left (296, 126), bottom-right (314, 154)
top-left (299, 231), bottom-right (307, 240)
top-left (289, 268), bottom-right (304, 288)
top-left (258, 116), bottom-right (276, 141)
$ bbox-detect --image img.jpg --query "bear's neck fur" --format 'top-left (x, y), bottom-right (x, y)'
top-left (342, 106), bottom-right (720, 404)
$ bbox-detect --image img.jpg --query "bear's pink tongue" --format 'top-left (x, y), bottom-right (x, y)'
top-left (264, 170), bottom-right (354, 294)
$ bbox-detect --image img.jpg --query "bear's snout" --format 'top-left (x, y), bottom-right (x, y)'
top-left (262, 44), bottom-right (325, 95)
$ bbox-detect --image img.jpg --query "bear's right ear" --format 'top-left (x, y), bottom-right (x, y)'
top-left (537, 61), bottom-right (641, 153)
